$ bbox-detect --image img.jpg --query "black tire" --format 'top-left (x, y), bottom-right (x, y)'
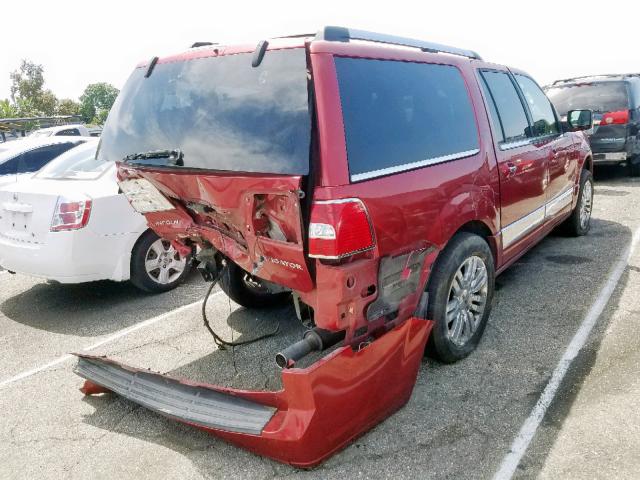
top-left (219, 261), bottom-right (290, 309)
top-left (426, 233), bottom-right (495, 363)
top-left (561, 169), bottom-right (593, 236)
top-left (130, 230), bottom-right (191, 293)
top-left (629, 160), bottom-right (640, 177)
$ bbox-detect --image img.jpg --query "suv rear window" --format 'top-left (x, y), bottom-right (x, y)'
top-left (335, 58), bottom-right (479, 181)
top-left (97, 49), bottom-right (311, 175)
top-left (545, 82), bottom-right (629, 115)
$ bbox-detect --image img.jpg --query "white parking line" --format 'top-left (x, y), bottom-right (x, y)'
top-left (493, 226), bottom-right (640, 480)
top-left (0, 293), bottom-right (221, 390)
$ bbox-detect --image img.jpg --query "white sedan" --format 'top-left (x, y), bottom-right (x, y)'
top-left (0, 140), bottom-right (190, 292)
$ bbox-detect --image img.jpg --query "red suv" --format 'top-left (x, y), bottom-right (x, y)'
top-left (77, 27), bottom-right (594, 466)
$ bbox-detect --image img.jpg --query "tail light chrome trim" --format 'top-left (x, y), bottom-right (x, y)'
top-left (308, 198), bottom-right (376, 260)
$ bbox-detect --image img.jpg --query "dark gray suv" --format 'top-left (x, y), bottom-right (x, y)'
top-left (546, 74), bottom-right (640, 176)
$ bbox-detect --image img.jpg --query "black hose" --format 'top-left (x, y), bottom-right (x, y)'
top-left (202, 270), bottom-right (279, 350)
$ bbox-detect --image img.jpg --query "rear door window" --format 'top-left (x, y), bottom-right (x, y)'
top-left (480, 71), bottom-right (530, 144)
top-left (334, 58), bottom-right (479, 181)
top-left (18, 143), bottom-right (77, 173)
top-left (514, 74), bottom-right (559, 136)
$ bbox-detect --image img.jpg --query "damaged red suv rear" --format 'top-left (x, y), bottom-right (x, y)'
top-left (76, 27), bottom-right (594, 466)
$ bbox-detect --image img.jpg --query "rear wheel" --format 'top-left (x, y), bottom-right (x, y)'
top-left (426, 233), bottom-right (495, 363)
top-left (628, 159), bottom-right (640, 177)
top-left (219, 261), bottom-right (290, 308)
top-left (130, 231), bottom-right (190, 293)
top-left (562, 169), bottom-right (593, 236)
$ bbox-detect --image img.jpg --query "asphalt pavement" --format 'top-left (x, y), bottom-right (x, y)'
top-left (1, 165), bottom-right (639, 480)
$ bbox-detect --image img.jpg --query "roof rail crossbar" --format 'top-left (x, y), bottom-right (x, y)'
top-left (315, 26), bottom-right (482, 60)
top-left (553, 73), bottom-right (640, 85)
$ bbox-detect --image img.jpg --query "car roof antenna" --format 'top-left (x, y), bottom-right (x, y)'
top-left (144, 56), bottom-right (159, 78)
top-left (251, 40), bottom-right (269, 67)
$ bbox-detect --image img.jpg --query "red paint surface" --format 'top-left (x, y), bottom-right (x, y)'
top-left (80, 317), bottom-right (433, 467)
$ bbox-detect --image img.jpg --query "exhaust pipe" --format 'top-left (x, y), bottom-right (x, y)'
top-left (276, 328), bottom-right (345, 369)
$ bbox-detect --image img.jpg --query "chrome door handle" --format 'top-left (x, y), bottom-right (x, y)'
top-left (508, 164), bottom-right (517, 174)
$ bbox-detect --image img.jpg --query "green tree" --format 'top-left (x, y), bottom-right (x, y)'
top-left (79, 83), bottom-right (119, 124)
top-left (10, 60), bottom-right (44, 104)
top-left (57, 98), bottom-right (81, 116)
top-left (9, 59), bottom-right (59, 116)
top-left (0, 99), bottom-right (18, 118)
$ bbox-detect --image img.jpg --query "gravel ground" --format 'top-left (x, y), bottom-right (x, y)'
top-left (0, 165), bottom-right (639, 480)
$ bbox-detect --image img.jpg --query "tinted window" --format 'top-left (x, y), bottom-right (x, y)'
top-left (481, 71), bottom-right (530, 143)
top-left (0, 157), bottom-right (18, 176)
top-left (98, 49), bottom-right (310, 175)
top-left (18, 143), bottom-right (76, 173)
top-left (56, 128), bottom-right (80, 136)
top-left (545, 82), bottom-right (630, 115)
top-left (335, 58), bottom-right (479, 181)
top-left (479, 75), bottom-right (505, 143)
top-left (515, 75), bottom-right (559, 136)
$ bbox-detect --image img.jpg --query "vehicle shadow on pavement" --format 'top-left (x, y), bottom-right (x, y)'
top-left (0, 270), bottom-right (207, 337)
top-left (79, 215), bottom-right (633, 479)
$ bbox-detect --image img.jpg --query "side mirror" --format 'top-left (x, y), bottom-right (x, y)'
top-left (567, 109), bottom-right (593, 131)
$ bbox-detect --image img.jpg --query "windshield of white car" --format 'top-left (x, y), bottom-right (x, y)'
top-left (36, 142), bottom-right (107, 180)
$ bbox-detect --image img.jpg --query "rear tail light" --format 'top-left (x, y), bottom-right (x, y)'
top-left (600, 110), bottom-right (629, 125)
top-left (308, 198), bottom-right (375, 259)
top-left (50, 195), bottom-right (92, 232)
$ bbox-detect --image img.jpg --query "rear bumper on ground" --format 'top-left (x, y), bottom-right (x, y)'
top-left (75, 317), bottom-right (433, 467)
top-left (0, 229), bottom-right (138, 283)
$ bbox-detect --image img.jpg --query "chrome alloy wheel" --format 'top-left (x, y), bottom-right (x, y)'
top-left (579, 179), bottom-right (593, 230)
top-left (144, 239), bottom-right (187, 285)
top-left (446, 255), bottom-right (488, 347)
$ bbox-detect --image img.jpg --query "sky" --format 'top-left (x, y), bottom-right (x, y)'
top-left (1, 0), bottom-right (638, 101)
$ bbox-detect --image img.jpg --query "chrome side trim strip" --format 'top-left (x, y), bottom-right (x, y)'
top-left (499, 139), bottom-right (530, 151)
top-left (501, 205), bottom-right (546, 248)
top-left (545, 187), bottom-right (573, 218)
top-left (501, 186), bottom-right (575, 248)
top-left (350, 149), bottom-right (480, 182)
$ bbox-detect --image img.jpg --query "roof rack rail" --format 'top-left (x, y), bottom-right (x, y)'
top-left (191, 41), bottom-right (218, 48)
top-left (553, 73), bottom-right (640, 85)
top-left (315, 26), bottom-right (482, 60)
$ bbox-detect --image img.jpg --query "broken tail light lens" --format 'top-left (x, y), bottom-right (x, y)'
top-left (50, 195), bottom-right (92, 232)
top-left (600, 110), bottom-right (629, 125)
top-left (308, 199), bottom-right (375, 259)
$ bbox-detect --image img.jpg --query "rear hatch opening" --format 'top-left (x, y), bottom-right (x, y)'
top-left (102, 43), bottom-right (316, 293)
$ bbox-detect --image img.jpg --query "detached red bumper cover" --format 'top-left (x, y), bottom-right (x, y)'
top-left (75, 317), bottom-right (433, 467)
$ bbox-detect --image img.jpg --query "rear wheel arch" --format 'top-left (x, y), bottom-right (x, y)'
top-left (426, 222), bottom-right (496, 297)
top-left (448, 220), bottom-right (497, 267)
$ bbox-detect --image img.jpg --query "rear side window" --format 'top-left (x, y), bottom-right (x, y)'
top-left (18, 143), bottom-right (77, 173)
top-left (56, 128), bottom-right (81, 136)
top-left (0, 157), bottom-right (18, 176)
top-left (514, 74), bottom-right (559, 136)
top-left (335, 58), bottom-right (479, 181)
top-left (480, 71), bottom-right (530, 144)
